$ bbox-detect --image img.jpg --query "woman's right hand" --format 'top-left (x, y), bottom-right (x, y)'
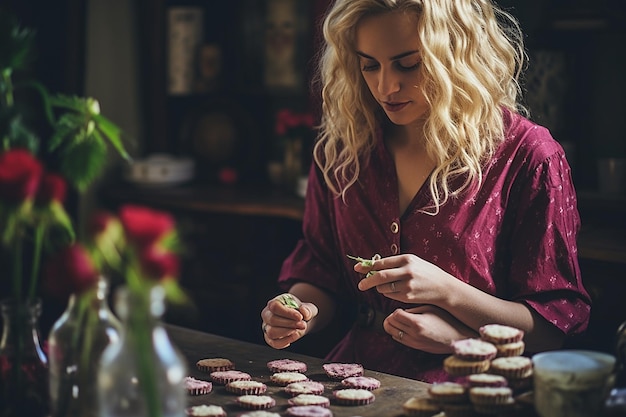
top-left (261, 293), bottom-right (318, 349)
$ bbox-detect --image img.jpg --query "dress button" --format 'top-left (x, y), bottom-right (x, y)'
top-left (390, 243), bottom-right (398, 254)
top-left (390, 222), bottom-right (399, 234)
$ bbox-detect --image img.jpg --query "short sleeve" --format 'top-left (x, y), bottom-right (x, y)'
top-left (277, 162), bottom-right (344, 295)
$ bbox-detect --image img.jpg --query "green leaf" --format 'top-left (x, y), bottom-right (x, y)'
top-left (0, 12), bottom-right (37, 72)
top-left (59, 134), bottom-right (107, 192)
top-left (93, 113), bottom-right (131, 161)
top-left (0, 111), bottom-right (40, 152)
top-left (162, 279), bottom-right (189, 305)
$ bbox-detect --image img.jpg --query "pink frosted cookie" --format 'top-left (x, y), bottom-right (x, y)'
top-left (183, 376), bottom-right (213, 395)
top-left (332, 388), bottom-right (375, 405)
top-left (210, 370), bottom-right (251, 385)
top-left (340, 376), bottom-right (381, 391)
top-left (288, 394), bottom-right (331, 407)
top-left (284, 381), bottom-right (325, 396)
top-left (236, 394), bottom-right (276, 410)
top-left (184, 404), bottom-right (226, 417)
top-left (267, 358), bottom-right (307, 373)
top-left (479, 324), bottom-right (524, 344)
top-left (322, 363), bottom-right (364, 380)
top-left (225, 380), bottom-right (268, 395)
top-left (452, 338), bottom-right (498, 361)
top-left (270, 371), bottom-right (309, 386)
top-left (285, 405), bottom-right (333, 417)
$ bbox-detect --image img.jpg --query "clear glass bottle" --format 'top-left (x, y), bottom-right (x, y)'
top-left (97, 285), bottom-right (187, 417)
top-left (0, 298), bottom-right (49, 417)
top-left (48, 277), bottom-right (122, 417)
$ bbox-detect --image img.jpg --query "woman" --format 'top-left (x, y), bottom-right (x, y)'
top-left (260, 0), bottom-right (591, 382)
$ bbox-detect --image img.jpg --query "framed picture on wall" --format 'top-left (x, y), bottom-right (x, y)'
top-left (240, 0), bottom-right (312, 94)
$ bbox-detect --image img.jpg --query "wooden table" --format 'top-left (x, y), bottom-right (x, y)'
top-left (167, 324), bottom-right (431, 416)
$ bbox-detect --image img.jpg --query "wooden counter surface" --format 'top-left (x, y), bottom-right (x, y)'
top-left (167, 324), bottom-right (431, 416)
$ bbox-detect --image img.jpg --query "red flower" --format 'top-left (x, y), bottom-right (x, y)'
top-left (275, 109), bottom-right (314, 136)
top-left (35, 172), bottom-right (67, 205)
top-left (218, 167), bottom-right (238, 185)
top-left (0, 148), bottom-right (43, 204)
top-left (119, 204), bottom-right (175, 247)
top-left (139, 245), bottom-right (179, 282)
top-left (43, 244), bottom-right (99, 299)
top-left (88, 210), bottom-right (117, 237)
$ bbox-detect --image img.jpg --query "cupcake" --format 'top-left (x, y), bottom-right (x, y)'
top-left (472, 396), bottom-right (516, 414)
top-left (184, 404), bottom-right (226, 417)
top-left (285, 405), bottom-right (333, 417)
top-left (196, 357), bottom-right (235, 373)
top-left (225, 380), bottom-right (268, 395)
top-left (340, 376), bottom-right (381, 391)
top-left (332, 388), bottom-right (375, 406)
top-left (402, 397), bottom-right (442, 417)
top-left (284, 381), bottom-right (325, 396)
top-left (489, 356), bottom-right (532, 380)
top-left (469, 386), bottom-right (513, 405)
top-left (287, 394), bottom-right (331, 408)
top-left (267, 359), bottom-right (307, 373)
top-left (451, 338), bottom-right (498, 361)
top-left (495, 340), bottom-right (525, 357)
top-left (236, 394), bottom-right (276, 410)
top-left (322, 363), bottom-right (364, 380)
top-left (210, 370), bottom-right (251, 385)
top-left (479, 324), bottom-right (524, 345)
top-left (270, 371), bottom-right (309, 386)
top-left (183, 376), bottom-right (213, 396)
top-left (466, 373), bottom-right (508, 388)
top-left (427, 381), bottom-right (468, 404)
top-left (443, 355), bottom-right (491, 377)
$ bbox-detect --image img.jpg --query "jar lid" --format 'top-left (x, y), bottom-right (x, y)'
top-left (533, 350), bottom-right (616, 388)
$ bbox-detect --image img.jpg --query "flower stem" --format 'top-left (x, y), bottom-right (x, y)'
top-left (12, 237), bottom-right (23, 301)
top-left (132, 294), bottom-right (162, 417)
top-left (28, 223), bottom-right (45, 303)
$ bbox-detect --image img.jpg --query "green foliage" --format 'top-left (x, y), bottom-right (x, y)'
top-left (0, 10), bottom-right (131, 191)
top-left (0, 12), bottom-right (36, 73)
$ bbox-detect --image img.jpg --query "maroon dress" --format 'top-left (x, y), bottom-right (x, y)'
top-left (277, 110), bottom-right (591, 382)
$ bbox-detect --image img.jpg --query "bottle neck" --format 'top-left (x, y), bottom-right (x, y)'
top-left (0, 299), bottom-right (43, 351)
top-left (114, 285), bottom-right (166, 332)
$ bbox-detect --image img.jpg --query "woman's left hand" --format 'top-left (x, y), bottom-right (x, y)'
top-left (383, 305), bottom-right (476, 353)
top-left (355, 253), bottom-right (451, 305)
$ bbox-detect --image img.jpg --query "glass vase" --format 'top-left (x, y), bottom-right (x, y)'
top-left (97, 285), bottom-right (187, 417)
top-left (48, 277), bottom-right (122, 417)
top-left (0, 298), bottom-right (49, 417)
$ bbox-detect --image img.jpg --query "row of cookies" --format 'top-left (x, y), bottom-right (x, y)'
top-left (185, 357), bottom-right (380, 416)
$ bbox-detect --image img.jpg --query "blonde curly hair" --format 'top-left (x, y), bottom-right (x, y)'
top-left (313, 0), bottom-right (527, 213)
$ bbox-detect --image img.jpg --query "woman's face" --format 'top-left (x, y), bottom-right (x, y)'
top-left (355, 10), bottom-right (428, 127)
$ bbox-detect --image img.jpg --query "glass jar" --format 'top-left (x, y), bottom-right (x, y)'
top-left (97, 285), bottom-right (187, 417)
top-left (48, 277), bottom-right (122, 417)
top-left (0, 298), bottom-right (49, 417)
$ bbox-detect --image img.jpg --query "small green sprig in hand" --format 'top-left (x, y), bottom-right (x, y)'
top-left (278, 294), bottom-right (300, 309)
top-left (347, 254), bottom-right (381, 278)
